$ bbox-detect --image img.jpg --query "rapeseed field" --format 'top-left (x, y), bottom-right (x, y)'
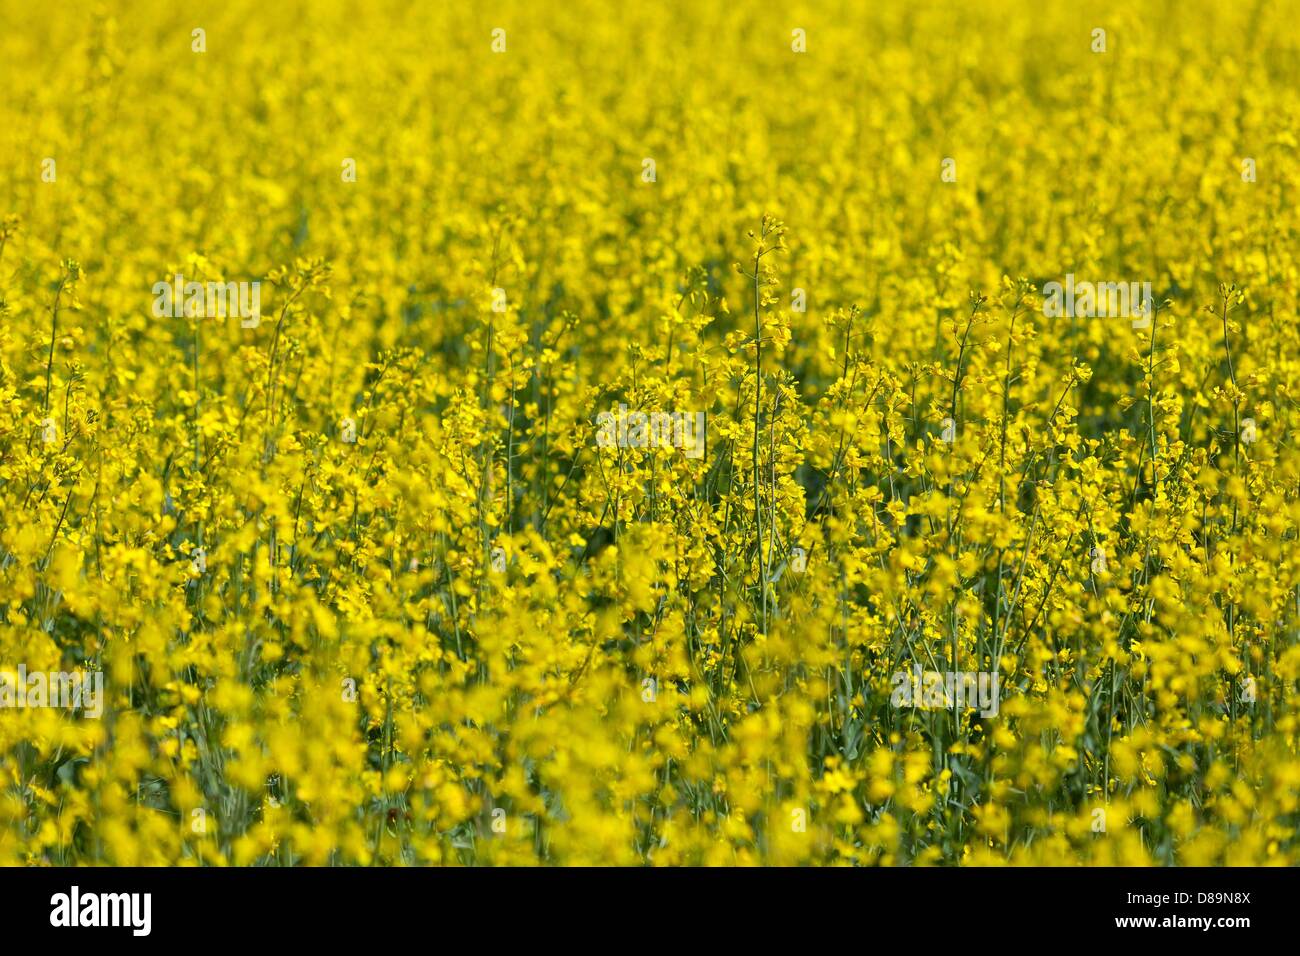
top-left (2, 0), bottom-right (1299, 866)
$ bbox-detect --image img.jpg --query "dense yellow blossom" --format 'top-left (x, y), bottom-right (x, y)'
top-left (2, 0), bottom-right (1299, 866)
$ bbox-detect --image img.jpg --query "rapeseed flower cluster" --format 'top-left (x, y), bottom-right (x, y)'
top-left (1, 0), bottom-right (1299, 866)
